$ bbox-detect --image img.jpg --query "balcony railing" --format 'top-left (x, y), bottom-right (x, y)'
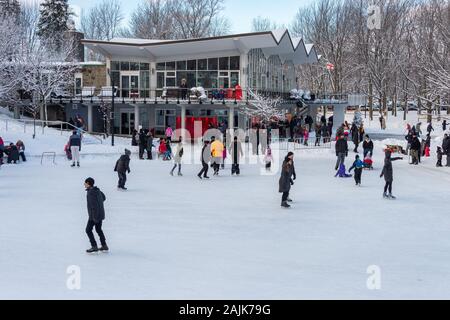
top-left (42, 87), bottom-right (301, 105)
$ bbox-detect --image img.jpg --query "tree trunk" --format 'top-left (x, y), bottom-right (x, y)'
top-left (368, 79), bottom-right (373, 121)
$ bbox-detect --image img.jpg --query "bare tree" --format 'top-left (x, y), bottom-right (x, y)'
top-left (251, 16), bottom-right (279, 32)
top-left (127, 0), bottom-right (176, 39)
top-left (172, 0), bottom-right (226, 38)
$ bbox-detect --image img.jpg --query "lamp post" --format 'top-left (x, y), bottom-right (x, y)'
top-left (107, 69), bottom-right (115, 146)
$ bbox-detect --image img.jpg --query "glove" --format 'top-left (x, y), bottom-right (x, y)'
top-left (290, 179), bottom-right (294, 186)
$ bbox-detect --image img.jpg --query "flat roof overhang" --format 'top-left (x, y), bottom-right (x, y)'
top-left (82, 29), bottom-right (319, 65)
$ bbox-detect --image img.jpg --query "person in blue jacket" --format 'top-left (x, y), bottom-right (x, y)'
top-left (349, 154), bottom-right (365, 186)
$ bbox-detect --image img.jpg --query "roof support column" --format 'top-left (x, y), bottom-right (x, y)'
top-left (134, 104), bottom-right (140, 131)
top-left (240, 52), bottom-right (249, 100)
top-left (150, 62), bottom-right (157, 99)
top-left (228, 105), bottom-right (235, 137)
top-left (181, 105), bottom-right (186, 141)
top-left (87, 104), bottom-right (93, 132)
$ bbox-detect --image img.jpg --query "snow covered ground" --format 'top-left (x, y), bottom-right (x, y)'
top-left (1, 112), bottom-right (450, 299)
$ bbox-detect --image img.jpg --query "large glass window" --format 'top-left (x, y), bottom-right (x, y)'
top-left (198, 59), bottom-right (207, 70)
top-left (166, 61), bottom-right (176, 71)
top-left (219, 57), bottom-right (229, 70)
top-left (130, 62), bottom-right (140, 71)
top-left (157, 72), bottom-right (165, 89)
top-left (120, 61), bottom-right (130, 71)
top-left (156, 62), bottom-right (165, 70)
top-left (177, 61), bottom-right (187, 70)
top-left (140, 63), bottom-right (150, 70)
top-left (208, 58), bottom-right (218, 70)
top-left (187, 60), bottom-right (197, 70)
top-left (230, 56), bottom-right (240, 70)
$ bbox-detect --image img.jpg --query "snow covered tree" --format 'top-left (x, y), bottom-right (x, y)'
top-left (244, 89), bottom-right (286, 123)
top-left (0, 0), bottom-right (20, 21)
top-left (37, 0), bottom-right (70, 42)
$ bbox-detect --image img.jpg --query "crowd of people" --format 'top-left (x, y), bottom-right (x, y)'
top-left (0, 136), bottom-right (26, 166)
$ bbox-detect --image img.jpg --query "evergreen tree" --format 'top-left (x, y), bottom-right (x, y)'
top-left (37, 0), bottom-right (70, 41)
top-left (0, 0), bottom-right (21, 22)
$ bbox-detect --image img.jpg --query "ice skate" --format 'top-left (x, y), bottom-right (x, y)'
top-left (99, 245), bottom-right (109, 252)
top-left (86, 247), bottom-right (99, 254)
top-left (281, 201), bottom-right (291, 208)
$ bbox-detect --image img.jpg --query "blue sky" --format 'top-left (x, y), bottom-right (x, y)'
top-left (69, 0), bottom-right (314, 34)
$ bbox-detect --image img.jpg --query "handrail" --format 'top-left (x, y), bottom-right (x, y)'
top-left (1, 118), bottom-right (104, 144)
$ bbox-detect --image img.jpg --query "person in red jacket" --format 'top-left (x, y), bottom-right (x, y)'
top-left (158, 138), bottom-right (167, 159)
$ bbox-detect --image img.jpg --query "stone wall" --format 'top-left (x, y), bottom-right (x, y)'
top-left (81, 65), bottom-right (107, 95)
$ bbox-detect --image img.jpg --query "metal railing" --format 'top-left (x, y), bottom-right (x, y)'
top-left (37, 87), bottom-right (300, 106)
top-left (0, 118), bottom-right (104, 144)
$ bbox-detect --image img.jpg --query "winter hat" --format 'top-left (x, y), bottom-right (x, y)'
top-left (125, 149), bottom-right (131, 156)
top-left (355, 155), bottom-right (360, 159)
top-left (85, 177), bottom-right (95, 187)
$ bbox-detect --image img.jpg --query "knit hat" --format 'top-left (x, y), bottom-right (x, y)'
top-left (125, 149), bottom-right (131, 156)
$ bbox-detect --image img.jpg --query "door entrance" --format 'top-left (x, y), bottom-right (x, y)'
top-left (120, 112), bottom-right (135, 135)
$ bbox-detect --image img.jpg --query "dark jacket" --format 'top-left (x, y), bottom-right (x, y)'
top-left (139, 132), bottom-right (147, 147)
top-left (69, 134), bottom-right (81, 150)
top-left (279, 159), bottom-right (295, 193)
top-left (351, 125), bottom-right (359, 143)
top-left (363, 140), bottom-right (374, 152)
top-left (6, 145), bottom-right (19, 162)
top-left (381, 153), bottom-right (402, 182)
top-left (411, 138), bottom-right (421, 151)
top-left (86, 187), bottom-right (106, 223)
top-left (114, 155), bottom-right (131, 173)
top-left (335, 138), bottom-right (348, 155)
top-left (147, 135), bottom-right (153, 150)
top-left (443, 137), bottom-right (450, 155)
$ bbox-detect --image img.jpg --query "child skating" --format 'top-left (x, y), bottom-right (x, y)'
top-left (349, 154), bottom-right (364, 186)
top-left (380, 150), bottom-right (403, 199)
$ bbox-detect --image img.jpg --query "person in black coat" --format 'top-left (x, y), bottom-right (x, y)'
top-left (351, 123), bottom-right (360, 153)
top-left (427, 123), bottom-right (434, 135)
top-left (410, 135), bottom-right (421, 165)
top-left (437, 146), bottom-right (444, 167)
top-left (443, 134), bottom-right (450, 167)
top-left (335, 135), bottom-right (348, 170)
top-left (362, 135), bottom-right (374, 157)
top-left (114, 149), bottom-right (131, 190)
top-left (279, 152), bottom-right (295, 208)
top-left (138, 129), bottom-right (148, 160)
top-left (180, 78), bottom-right (188, 100)
top-left (442, 120), bottom-right (447, 132)
top-left (131, 129), bottom-right (138, 146)
top-left (84, 178), bottom-right (108, 253)
top-left (146, 131), bottom-right (154, 160)
top-left (6, 143), bottom-right (19, 164)
top-left (380, 150), bottom-right (403, 199)
top-left (198, 140), bottom-right (211, 179)
top-left (229, 136), bottom-right (243, 175)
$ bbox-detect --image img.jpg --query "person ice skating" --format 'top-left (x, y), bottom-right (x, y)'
top-left (146, 131), bottom-right (154, 160)
top-left (315, 124), bottom-right (322, 146)
top-left (158, 138), bottom-right (167, 159)
top-left (165, 138), bottom-right (172, 161)
top-left (303, 128), bottom-right (309, 146)
top-left (279, 152), bottom-right (295, 208)
top-left (410, 135), bottom-right (421, 165)
top-left (349, 155), bottom-right (364, 186)
top-left (427, 122), bottom-right (434, 135)
top-left (16, 140), bottom-right (26, 162)
top-left (210, 136), bottom-right (224, 176)
top-left (264, 147), bottom-right (273, 172)
top-left (165, 125), bottom-right (173, 142)
top-left (363, 135), bottom-right (374, 157)
top-left (170, 139), bottom-right (184, 176)
top-left (351, 123), bottom-right (360, 153)
top-left (84, 177), bottom-right (108, 253)
top-left (198, 140), bottom-right (211, 179)
top-left (380, 150), bottom-right (403, 199)
top-left (229, 136), bottom-right (243, 175)
top-left (437, 146), bottom-right (444, 167)
top-left (114, 149), bottom-right (131, 190)
top-left (443, 120), bottom-right (447, 132)
top-left (69, 130), bottom-right (81, 167)
top-left (6, 143), bottom-right (19, 164)
top-left (138, 129), bottom-right (148, 160)
top-left (131, 129), bottom-right (138, 146)
top-left (335, 135), bottom-right (348, 170)
top-left (443, 134), bottom-right (450, 167)
top-left (335, 163), bottom-right (352, 178)
top-left (0, 136), bottom-right (4, 165)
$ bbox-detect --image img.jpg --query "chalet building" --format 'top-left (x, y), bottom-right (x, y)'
top-left (60, 29), bottom-right (326, 137)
